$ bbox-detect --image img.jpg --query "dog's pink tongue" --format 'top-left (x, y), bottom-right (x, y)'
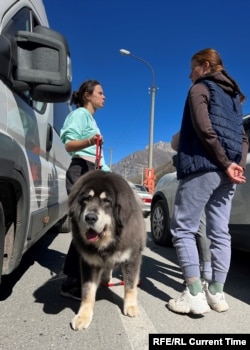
top-left (86, 229), bottom-right (99, 242)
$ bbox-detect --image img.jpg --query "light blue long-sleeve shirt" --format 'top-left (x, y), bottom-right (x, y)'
top-left (60, 107), bottom-right (110, 171)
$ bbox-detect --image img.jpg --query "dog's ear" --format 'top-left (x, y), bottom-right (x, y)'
top-left (114, 190), bottom-right (133, 228)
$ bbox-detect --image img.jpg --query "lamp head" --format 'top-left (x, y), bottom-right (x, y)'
top-left (119, 49), bottom-right (131, 55)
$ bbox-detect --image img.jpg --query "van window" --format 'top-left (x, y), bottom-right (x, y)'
top-left (2, 6), bottom-right (40, 37)
top-left (53, 102), bottom-right (72, 135)
top-left (2, 8), bottom-right (31, 35)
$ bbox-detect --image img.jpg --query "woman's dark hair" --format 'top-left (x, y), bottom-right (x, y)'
top-left (70, 80), bottom-right (101, 107)
top-left (192, 48), bottom-right (246, 103)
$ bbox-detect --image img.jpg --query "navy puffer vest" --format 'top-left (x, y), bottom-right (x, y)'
top-left (177, 80), bottom-right (243, 180)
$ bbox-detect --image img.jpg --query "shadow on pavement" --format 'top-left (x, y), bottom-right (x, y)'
top-left (1, 227), bottom-right (249, 317)
top-left (145, 231), bottom-right (250, 306)
top-left (0, 229), bottom-right (63, 301)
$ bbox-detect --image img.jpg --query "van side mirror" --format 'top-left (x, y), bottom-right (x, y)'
top-left (0, 25), bottom-right (72, 102)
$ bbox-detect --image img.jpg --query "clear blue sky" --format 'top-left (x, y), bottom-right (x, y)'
top-left (43, 0), bottom-right (250, 166)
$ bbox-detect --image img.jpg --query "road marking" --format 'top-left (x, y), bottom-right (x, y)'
top-left (111, 284), bottom-right (157, 350)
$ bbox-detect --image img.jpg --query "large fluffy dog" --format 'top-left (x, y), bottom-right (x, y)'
top-left (68, 170), bottom-right (146, 330)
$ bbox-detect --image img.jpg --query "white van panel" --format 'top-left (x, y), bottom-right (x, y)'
top-left (0, 0), bottom-right (72, 280)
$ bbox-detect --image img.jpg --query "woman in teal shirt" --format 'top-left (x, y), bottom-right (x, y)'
top-left (60, 79), bottom-right (110, 300)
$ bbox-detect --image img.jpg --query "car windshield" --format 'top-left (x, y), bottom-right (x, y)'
top-left (134, 184), bottom-right (149, 192)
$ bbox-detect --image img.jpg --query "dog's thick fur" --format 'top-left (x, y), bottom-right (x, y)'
top-left (68, 170), bottom-right (146, 330)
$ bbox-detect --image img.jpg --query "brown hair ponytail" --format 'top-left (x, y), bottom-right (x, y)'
top-left (70, 80), bottom-right (101, 107)
top-left (192, 48), bottom-right (246, 103)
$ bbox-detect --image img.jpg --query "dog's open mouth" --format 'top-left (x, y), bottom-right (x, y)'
top-left (86, 228), bottom-right (104, 242)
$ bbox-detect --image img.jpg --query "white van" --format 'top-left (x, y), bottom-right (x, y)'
top-left (0, 0), bottom-right (72, 282)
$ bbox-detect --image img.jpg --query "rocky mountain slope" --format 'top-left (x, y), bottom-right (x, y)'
top-left (111, 141), bottom-right (176, 183)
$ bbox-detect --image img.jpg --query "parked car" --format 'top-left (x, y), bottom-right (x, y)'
top-left (151, 114), bottom-right (250, 252)
top-left (128, 182), bottom-right (152, 218)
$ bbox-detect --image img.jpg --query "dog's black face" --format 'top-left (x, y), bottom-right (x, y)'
top-left (71, 188), bottom-right (116, 249)
top-left (68, 170), bottom-right (137, 250)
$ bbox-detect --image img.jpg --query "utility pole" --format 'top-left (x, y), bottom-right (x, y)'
top-left (141, 165), bottom-right (144, 185)
top-left (119, 48), bottom-right (157, 193)
top-left (123, 165), bottom-right (127, 179)
top-left (108, 148), bottom-right (113, 170)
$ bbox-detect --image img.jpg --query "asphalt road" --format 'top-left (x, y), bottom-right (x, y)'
top-left (0, 218), bottom-right (249, 350)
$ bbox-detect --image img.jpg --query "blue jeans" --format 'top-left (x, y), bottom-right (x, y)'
top-left (171, 171), bottom-right (235, 284)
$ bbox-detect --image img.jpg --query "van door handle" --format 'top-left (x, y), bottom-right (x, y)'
top-left (46, 123), bottom-right (53, 152)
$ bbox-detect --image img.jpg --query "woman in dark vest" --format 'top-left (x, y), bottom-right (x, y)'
top-left (168, 48), bottom-right (248, 315)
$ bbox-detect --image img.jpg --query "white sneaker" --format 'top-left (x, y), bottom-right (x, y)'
top-left (167, 287), bottom-right (211, 314)
top-left (204, 286), bottom-right (229, 312)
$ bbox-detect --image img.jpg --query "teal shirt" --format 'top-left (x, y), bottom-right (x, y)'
top-left (60, 107), bottom-right (110, 171)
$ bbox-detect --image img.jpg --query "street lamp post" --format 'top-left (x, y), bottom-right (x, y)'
top-left (119, 48), bottom-right (156, 193)
top-left (108, 148), bottom-right (113, 170)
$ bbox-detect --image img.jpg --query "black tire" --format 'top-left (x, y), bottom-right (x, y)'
top-left (56, 215), bottom-right (71, 233)
top-left (0, 201), bottom-right (5, 282)
top-left (150, 199), bottom-right (172, 246)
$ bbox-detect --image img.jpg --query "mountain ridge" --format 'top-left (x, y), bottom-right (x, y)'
top-left (111, 141), bottom-right (176, 183)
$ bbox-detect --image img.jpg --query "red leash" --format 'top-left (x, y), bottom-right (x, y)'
top-left (100, 280), bottom-right (141, 288)
top-left (101, 281), bottom-right (125, 287)
top-left (95, 135), bottom-right (102, 170)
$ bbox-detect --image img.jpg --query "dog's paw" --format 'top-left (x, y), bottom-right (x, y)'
top-left (123, 304), bottom-right (138, 317)
top-left (71, 312), bottom-right (93, 331)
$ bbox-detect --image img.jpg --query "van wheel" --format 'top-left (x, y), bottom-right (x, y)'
top-left (56, 215), bottom-right (71, 233)
top-left (150, 200), bottom-right (172, 246)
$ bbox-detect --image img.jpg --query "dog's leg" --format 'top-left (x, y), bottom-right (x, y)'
top-left (101, 267), bottom-right (113, 285)
top-left (71, 281), bottom-right (97, 330)
top-left (121, 256), bottom-right (141, 317)
top-left (71, 262), bottom-right (101, 331)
